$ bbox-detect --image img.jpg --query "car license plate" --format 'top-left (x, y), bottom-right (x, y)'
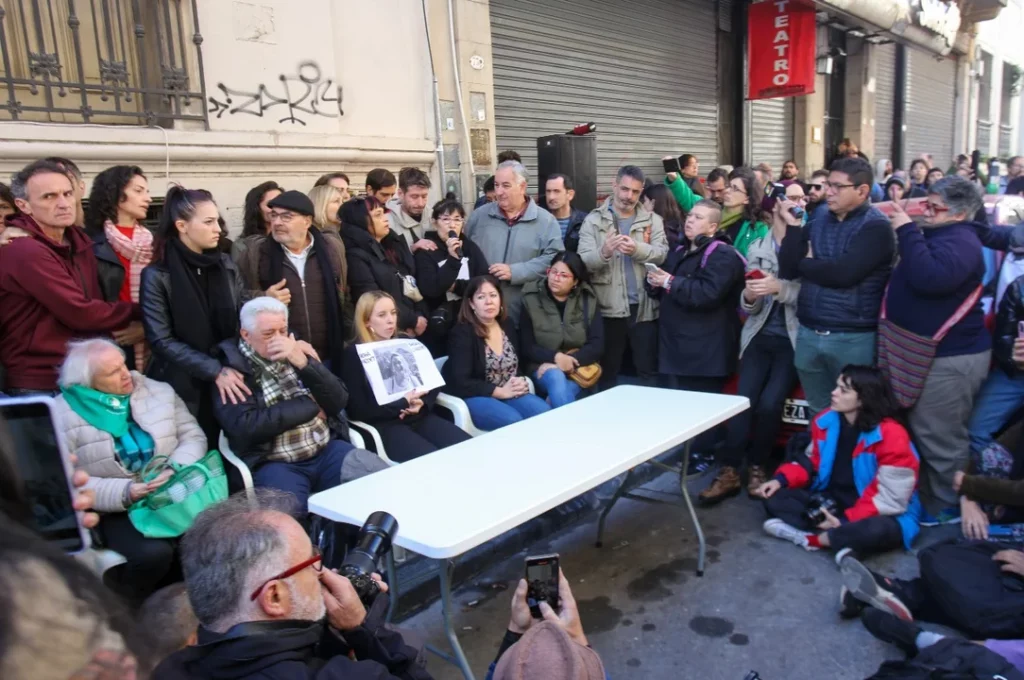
top-left (782, 399), bottom-right (809, 425)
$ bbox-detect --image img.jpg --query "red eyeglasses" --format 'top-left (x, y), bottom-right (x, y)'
top-left (250, 547), bottom-right (322, 601)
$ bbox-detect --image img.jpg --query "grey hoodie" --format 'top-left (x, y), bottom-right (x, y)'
top-left (385, 196), bottom-right (433, 248)
top-left (464, 198), bottom-right (564, 324)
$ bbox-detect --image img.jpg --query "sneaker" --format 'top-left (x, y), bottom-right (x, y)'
top-left (762, 518), bottom-right (817, 551)
top-left (861, 609), bottom-right (921, 657)
top-left (919, 507), bottom-right (962, 527)
top-left (839, 586), bottom-right (866, 619)
top-left (746, 465), bottom-right (769, 497)
top-left (687, 451), bottom-right (715, 476)
top-left (835, 547), bottom-right (855, 567)
top-left (839, 556), bottom-right (913, 622)
top-left (699, 466), bottom-right (741, 505)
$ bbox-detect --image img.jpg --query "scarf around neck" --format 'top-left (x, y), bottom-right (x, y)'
top-left (61, 383), bottom-right (131, 437)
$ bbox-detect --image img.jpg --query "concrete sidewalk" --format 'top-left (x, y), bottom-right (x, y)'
top-left (396, 471), bottom-right (959, 680)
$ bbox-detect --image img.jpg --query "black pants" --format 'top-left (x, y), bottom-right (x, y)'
top-left (764, 488), bottom-right (904, 555)
top-left (373, 413), bottom-right (472, 463)
top-left (599, 304), bottom-right (658, 389)
top-left (721, 333), bottom-right (798, 468)
top-left (99, 512), bottom-right (179, 605)
top-left (660, 375), bottom-right (728, 453)
top-left (891, 540), bottom-right (1024, 639)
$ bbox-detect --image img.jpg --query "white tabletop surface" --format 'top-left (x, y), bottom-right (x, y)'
top-left (309, 385), bottom-right (748, 559)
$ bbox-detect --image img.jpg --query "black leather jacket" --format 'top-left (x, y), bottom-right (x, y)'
top-left (996, 274), bottom-right (1024, 377)
top-left (139, 255), bottom-right (246, 414)
top-left (213, 339), bottom-right (350, 466)
top-left (562, 208), bottom-right (590, 253)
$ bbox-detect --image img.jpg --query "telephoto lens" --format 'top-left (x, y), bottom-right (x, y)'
top-left (339, 511), bottom-right (399, 606)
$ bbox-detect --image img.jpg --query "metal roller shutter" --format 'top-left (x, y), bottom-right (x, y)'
top-left (874, 43), bottom-right (897, 164)
top-left (750, 98), bottom-right (794, 174)
top-left (490, 0), bottom-right (719, 194)
top-left (904, 50), bottom-right (957, 168)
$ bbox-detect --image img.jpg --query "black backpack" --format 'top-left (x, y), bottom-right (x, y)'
top-left (866, 638), bottom-right (1024, 680)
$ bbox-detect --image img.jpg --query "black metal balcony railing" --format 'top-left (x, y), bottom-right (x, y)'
top-left (0, 0), bottom-right (206, 125)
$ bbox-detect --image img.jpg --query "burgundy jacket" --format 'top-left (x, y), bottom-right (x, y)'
top-left (0, 215), bottom-right (138, 390)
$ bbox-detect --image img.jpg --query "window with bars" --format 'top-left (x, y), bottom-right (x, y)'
top-left (0, 0), bottom-right (206, 125)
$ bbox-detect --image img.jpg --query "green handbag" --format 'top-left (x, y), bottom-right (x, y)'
top-left (127, 450), bottom-right (228, 539)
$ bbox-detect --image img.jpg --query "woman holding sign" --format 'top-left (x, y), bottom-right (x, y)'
top-left (341, 291), bottom-right (470, 462)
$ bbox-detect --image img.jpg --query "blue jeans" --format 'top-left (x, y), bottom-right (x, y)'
top-left (968, 366), bottom-right (1024, 457)
top-left (534, 368), bottom-right (582, 408)
top-left (253, 439), bottom-right (353, 512)
top-left (794, 325), bottom-right (877, 417)
top-left (464, 393), bottom-right (551, 431)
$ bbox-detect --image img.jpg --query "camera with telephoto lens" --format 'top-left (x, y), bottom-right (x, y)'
top-left (766, 182), bottom-right (805, 220)
top-left (339, 511), bottom-right (399, 606)
top-left (802, 493), bottom-right (839, 527)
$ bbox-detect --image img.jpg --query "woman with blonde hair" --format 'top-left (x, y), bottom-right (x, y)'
top-left (308, 183), bottom-right (345, 234)
top-left (340, 291), bottom-right (470, 461)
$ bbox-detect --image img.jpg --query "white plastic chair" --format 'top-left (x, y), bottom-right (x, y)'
top-left (347, 420), bottom-right (398, 466)
top-left (218, 431), bottom-right (254, 494)
top-left (432, 356), bottom-right (535, 437)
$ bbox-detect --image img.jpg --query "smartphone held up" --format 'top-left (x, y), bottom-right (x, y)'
top-left (0, 396), bottom-right (91, 553)
top-left (526, 553), bottom-right (560, 619)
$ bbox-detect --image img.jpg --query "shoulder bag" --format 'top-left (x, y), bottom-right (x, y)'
top-left (127, 450), bottom-right (229, 538)
top-left (567, 294), bottom-right (602, 389)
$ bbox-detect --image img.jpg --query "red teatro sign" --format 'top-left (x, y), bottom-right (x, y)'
top-left (747, 0), bottom-right (816, 100)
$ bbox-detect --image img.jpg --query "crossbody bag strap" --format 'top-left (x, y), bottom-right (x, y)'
top-left (880, 283), bottom-right (890, 320)
top-left (933, 284), bottom-right (984, 342)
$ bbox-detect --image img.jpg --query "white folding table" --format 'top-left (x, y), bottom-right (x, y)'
top-left (309, 385), bottom-right (748, 680)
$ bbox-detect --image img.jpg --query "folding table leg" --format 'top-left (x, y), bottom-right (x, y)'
top-left (678, 440), bottom-right (706, 576)
top-left (385, 549), bottom-right (398, 624)
top-left (595, 468), bottom-right (636, 548)
top-left (438, 559), bottom-right (475, 680)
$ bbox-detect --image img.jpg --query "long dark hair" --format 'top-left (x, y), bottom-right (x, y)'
top-left (339, 195), bottom-right (400, 265)
top-left (84, 165), bottom-right (146, 236)
top-left (839, 365), bottom-right (899, 432)
top-left (241, 181), bottom-right (281, 238)
top-left (729, 167), bottom-right (765, 226)
top-left (458, 275), bottom-right (506, 338)
top-left (641, 183), bottom-right (683, 225)
top-left (153, 185), bottom-right (216, 263)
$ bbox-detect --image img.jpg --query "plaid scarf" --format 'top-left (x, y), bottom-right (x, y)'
top-left (104, 219), bottom-right (153, 371)
top-left (238, 340), bottom-right (330, 464)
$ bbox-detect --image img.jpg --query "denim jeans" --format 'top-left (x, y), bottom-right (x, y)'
top-left (534, 368), bottom-right (582, 408)
top-left (794, 325), bottom-right (877, 417)
top-left (464, 393), bottom-right (551, 431)
top-left (968, 366), bottom-right (1024, 457)
top-left (253, 439), bottom-right (354, 512)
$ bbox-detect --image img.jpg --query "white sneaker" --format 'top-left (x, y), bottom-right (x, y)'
top-left (839, 556), bottom-right (914, 622)
top-left (835, 547), bottom-right (854, 567)
top-left (762, 518), bottom-right (817, 551)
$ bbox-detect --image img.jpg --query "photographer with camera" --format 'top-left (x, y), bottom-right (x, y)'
top-left (486, 568), bottom-right (605, 680)
top-left (154, 490), bottom-right (431, 680)
top-left (755, 365), bottom-right (922, 557)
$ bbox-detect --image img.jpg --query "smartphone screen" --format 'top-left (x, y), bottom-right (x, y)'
top-left (644, 262), bottom-right (660, 273)
top-left (526, 553), bottom-right (560, 618)
top-left (0, 399), bottom-right (88, 552)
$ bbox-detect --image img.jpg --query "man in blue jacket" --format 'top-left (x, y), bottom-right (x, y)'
top-left (780, 157), bottom-right (894, 416)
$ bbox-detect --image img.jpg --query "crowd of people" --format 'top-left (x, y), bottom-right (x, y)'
top-left (0, 142), bottom-right (1023, 678)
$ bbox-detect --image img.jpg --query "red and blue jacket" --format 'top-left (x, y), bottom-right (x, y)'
top-left (776, 410), bottom-right (923, 549)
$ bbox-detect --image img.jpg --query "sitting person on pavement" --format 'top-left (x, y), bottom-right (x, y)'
top-left (487, 568), bottom-right (605, 680)
top-left (756, 365), bottom-right (923, 556)
top-left (213, 297), bottom-right (387, 513)
top-left (55, 338), bottom-right (206, 605)
top-left (340, 291), bottom-right (470, 462)
top-left (858, 608), bottom-right (1024, 680)
top-left (152, 490), bottom-right (432, 680)
top-left (839, 541), bottom-right (1024, 642)
top-left (519, 250), bottom-right (605, 408)
top-left (442, 275), bottom-right (551, 430)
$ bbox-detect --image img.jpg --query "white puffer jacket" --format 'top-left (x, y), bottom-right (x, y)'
top-left (54, 372), bottom-right (207, 512)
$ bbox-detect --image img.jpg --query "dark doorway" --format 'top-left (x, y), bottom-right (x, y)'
top-left (823, 28), bottom-right (848, 165)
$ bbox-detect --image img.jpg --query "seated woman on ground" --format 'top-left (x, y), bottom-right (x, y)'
top-left (520, 251), bottom-right (604, 408)
top-left (755, 365), bottom-right (923, 557)
top-left (341, 291), bottom-right (470, 462)
top-left (442, 275), bottom-right (551, 430)
top-left (54, 338), bottom-right (207, 605)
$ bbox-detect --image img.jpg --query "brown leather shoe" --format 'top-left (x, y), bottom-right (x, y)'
top-left (747, 465), bottom-right (769, 497)
top-left (699, 466), bottom-right (741, 505)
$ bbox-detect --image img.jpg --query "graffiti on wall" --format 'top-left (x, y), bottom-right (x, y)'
top-left (208, 61), bottom-right (343, 125)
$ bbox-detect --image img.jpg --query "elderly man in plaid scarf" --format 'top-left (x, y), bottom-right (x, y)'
top-left (213, 297), bottom-right (387, 514)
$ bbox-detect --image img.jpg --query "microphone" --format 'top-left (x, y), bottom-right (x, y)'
top-left (448, 230), bottom-right (462, 257)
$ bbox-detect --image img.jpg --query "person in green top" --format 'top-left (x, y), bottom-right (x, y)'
top-left (666, 166), bottom-right (767, 257)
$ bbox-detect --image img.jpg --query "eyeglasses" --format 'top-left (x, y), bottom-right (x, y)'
top-left (270, 211), bottom-right (296, 222)
top-left (438, 215), bottom-right (464, 225)
top-left (922, 202), bottom-right (949, 216)
top-left (823, 181), bottom-right (856, 192)
top-left (726, 185), bottom-right (747, 195)
top-left (546, 268), bottom-right (573, 280)
top-left (808, 184), bottom-right (824, 191)
top-left (249, 547), bottom-right (322, 601)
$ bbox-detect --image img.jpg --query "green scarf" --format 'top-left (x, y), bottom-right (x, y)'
top-left (61, 384), bottom-right (131, 437)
